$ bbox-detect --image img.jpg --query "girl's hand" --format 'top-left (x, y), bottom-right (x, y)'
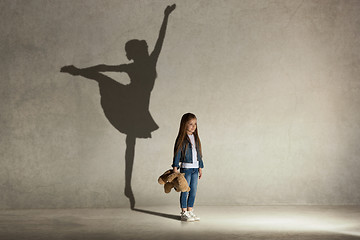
top-left (199, 168), bottom-right (202, 179)
top-left (164, 4), bottom-right (176, 16)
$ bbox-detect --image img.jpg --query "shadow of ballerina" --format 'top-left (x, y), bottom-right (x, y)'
top-left (60, 4), bottom-right (176, 210)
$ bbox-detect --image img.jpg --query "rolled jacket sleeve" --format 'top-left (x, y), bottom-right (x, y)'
top-left (199, 158), bottom-right (204, 168)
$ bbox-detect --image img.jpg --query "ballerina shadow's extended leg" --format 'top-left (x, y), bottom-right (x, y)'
top-left (61, 65), bottom-right (122, 88)
top-left (125, 135), bottom-right (136, 209)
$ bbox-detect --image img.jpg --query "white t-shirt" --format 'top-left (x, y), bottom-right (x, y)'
top-left (181, 134), bottom-right (199, 168)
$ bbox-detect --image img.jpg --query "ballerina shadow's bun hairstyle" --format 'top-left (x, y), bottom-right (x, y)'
top-left (125, 39), bottom-right (149, 61)
top-left (174, 113), bottom-right (202, 158)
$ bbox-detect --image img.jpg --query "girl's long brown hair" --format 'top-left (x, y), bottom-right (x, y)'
top-left (174, 113), bottom-right (202, 158)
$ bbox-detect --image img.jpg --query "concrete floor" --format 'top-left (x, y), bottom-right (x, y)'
top-left (1, 206), bottom-right (360, 240)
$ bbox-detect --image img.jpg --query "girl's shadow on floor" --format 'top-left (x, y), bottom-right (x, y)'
top-left (133, 208), bottom-right (180, 221)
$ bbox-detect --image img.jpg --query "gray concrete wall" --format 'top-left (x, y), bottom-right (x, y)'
top-left (1, 0), bottom-right (360, 209)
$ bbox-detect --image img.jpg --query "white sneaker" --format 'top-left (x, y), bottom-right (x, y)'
top-left (188, 210), bottom-right (200, 221)
top-left (180, 211), bottom-right (195, 222)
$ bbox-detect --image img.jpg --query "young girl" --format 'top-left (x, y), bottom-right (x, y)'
top-left (172, 113), bottom-right (204, 221)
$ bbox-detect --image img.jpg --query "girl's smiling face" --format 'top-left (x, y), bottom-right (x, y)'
top-left (186, 118), bottom-right (197, 135)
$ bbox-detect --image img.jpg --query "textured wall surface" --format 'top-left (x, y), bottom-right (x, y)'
top-left (1, 0), bottom-right (360, 209)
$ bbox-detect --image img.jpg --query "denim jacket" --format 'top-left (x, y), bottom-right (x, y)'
top-left (171, 138), bottom-right (204, 169)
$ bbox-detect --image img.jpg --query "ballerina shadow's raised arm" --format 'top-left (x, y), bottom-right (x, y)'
top-left (151, 4), bottom-right (176, 64)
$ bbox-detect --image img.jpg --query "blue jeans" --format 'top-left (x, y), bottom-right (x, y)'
top-left (180, 168), bottom-right (199, 208)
